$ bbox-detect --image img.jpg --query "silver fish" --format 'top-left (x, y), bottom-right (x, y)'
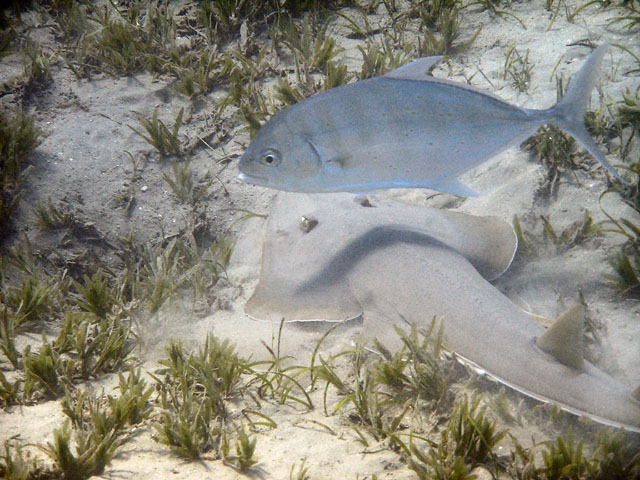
top-left (238, 44), bottom-right (622, 195)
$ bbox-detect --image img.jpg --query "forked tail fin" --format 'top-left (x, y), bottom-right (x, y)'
top-left (548, 43), bottom-right (627, 183)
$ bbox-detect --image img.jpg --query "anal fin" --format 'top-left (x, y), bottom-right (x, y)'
top-left (536, 304), bottom-right (585, 370)
top-left (432, 178), bottom-right (482, 197)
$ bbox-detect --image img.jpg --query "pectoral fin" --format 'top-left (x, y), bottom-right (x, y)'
top-left (306, 138), bottom-right (349, 169)
top-left (384, 56), bottom-right (443, 80)
top-left (536, 304), bottom-right (585, 370)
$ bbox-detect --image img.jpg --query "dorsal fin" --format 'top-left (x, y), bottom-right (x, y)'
top-left (536, 304), bottom-right (585, 370)
top-left (632, 385), bottom-right (640, 403)
top-left (384, 56), bottom-right (443, 80)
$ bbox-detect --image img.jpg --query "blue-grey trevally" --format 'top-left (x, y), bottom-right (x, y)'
top-left (238, 44), bottom-right (622, 195)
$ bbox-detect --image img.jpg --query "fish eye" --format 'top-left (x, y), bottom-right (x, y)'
top-left (260, 149), bottom-right (281, 167)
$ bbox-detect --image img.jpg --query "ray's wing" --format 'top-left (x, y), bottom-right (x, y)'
top-left (245, 193), bottom-right (517, 322)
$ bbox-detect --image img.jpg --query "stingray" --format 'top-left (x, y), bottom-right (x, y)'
top-left (245, 193), bottom-right (640, 433)
top-left (247, 193), bottom-right (516, 322)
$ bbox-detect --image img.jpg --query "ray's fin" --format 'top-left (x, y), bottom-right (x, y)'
top-left (524, 310), bottom-right (554, 328)
top-left (632, 385), bottom-right (640, 403)
top-left (384, 56), bottom-right (443, 80)
top-left (536, 304), bottom-right (585, 370)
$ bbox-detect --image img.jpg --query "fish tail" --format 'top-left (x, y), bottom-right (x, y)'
top-left (546, 43), bottom-right (626, 183)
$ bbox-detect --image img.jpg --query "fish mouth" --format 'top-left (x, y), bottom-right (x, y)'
top-left (238, 172), bottom-right (268, 185)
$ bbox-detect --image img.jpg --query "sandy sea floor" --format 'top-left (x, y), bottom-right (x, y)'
top-left (0, 0), bottom-right (639, 479)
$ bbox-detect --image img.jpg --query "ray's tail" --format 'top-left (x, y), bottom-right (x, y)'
top-left (543, 43), bottom-right (626, 183)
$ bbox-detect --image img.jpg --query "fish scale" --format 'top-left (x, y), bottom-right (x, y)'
top-left (239, 44), bottom-right (624, 195)
top-left (286, 78), bottom-right (539, 189)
